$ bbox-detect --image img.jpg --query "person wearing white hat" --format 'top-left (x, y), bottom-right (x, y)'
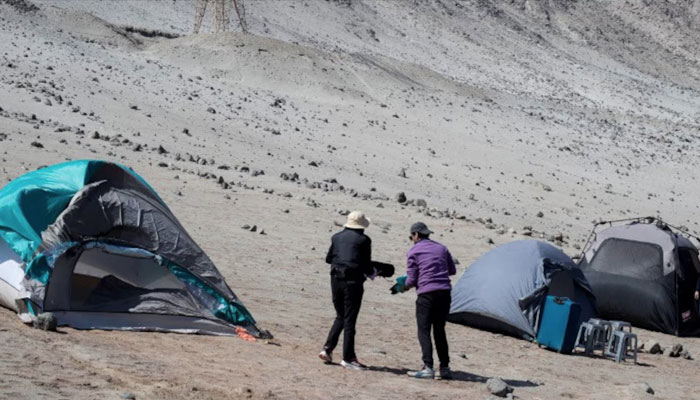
top-left (319, 211), bottom-right (373, 370)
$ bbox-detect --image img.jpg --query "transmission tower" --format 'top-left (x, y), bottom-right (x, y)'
top-left (193, 0), bottom-right (248, 34)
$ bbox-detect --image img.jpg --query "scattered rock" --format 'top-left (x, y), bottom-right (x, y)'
top-left (398, 168), bottom-right (407, 178)
top-left (486, 377), bottom-right (512, 398)
top-left (669, 343), bottom-right (683, 357)
top-left (628, 382), bottom-right (654, 396)
top-left (250, 225), bottom-right (257, 233)
top-left (681, 350), bottom-right (693, 360)
top-left (157, 145), bottom-right (168, 155)
top-left (207, 107), bottom-right (216, 114)
top-left (536, 211), bottom-right (544, 218)
top-left (396, 192), bottom-right (407, 203)
top-left (120, 392), bottom-right (136, 400)
top-left (30, 141), bottom-right (44, 148)
top-left (132, 143), bottom-right (142, 152)
top-left (415, 199), bottom-right (427, 208)
top-left (241, 224), bottom-right (251, 230)
top-left (33, 312), bottom-right (57, 331)
top-left (646, 340), bottom-right (662, 354)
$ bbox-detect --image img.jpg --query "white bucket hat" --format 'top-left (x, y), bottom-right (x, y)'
top-left (344, 211), bottom-right (371, 229)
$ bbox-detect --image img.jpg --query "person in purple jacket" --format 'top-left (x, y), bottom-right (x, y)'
top-left (402, 222), bottom-right (456, 380)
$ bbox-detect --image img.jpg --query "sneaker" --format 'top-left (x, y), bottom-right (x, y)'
top-left (318, 349), bottom-right (333, 364)
top-left (340, 359), bottom-right (367, 371)
top-left (434, 367), bottom-right (451, 380)
top-left (407, 366), bottom-right (434, 379)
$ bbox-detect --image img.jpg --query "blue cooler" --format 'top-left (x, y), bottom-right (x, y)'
top-left (536, 296), bottom-right (581, 353)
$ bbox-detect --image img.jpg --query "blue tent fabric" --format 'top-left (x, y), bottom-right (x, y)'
top-left (449, 240), bottom-right (596, 340)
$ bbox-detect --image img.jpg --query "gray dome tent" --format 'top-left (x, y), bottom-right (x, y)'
top-left (579, 219), bottom-right (700, 336)
top-left (449, 240), bottom-right (596, 340)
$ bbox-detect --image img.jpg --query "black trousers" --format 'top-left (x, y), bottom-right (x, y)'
top-left (416, 290), bottom-right (451, 369)
top-left (324, 277), bottom-right (364, 361)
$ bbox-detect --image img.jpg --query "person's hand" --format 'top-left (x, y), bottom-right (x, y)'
top-left (390, 275), bottom-right (408, 295)
top-left (695, 291), bottom-right (699, 301)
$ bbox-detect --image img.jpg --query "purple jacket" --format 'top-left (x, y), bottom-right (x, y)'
top-left (405, 239), bottom-right (456, 294)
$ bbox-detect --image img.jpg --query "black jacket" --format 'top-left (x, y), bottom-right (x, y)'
top-left (326, 228), bottom-right (372, 281)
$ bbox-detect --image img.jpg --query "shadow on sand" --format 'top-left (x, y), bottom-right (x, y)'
top-left (368, 366), bottom-right (540, 387)
top-left (568, 351), bottom-right (655, 368)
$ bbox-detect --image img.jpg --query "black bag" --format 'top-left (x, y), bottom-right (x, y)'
top-left (371, 261), bottom-right (395, 278)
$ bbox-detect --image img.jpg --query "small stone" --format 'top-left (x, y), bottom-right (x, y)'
top-left (415, 199), bottom-right (427, 208)
top-left (120, 392), bottom-right (136, 400)
top-left (250, 225), bottom-right (257, 232)
top-left (30, 141), bottom-right (44, 148)
top-left (682, 350), bottom-right (693, 360)
top-left (396, 192), bottom-right (407, 203)
top-left (628, 382), bottom-right (654, 396)
top-left (536, 211), bottom-right (544, 218)
top-left (207, 107), bottom-right (216, 114)
top-left (33, 312), bottom-right (57, 331)
top-left (486, 377), bottom-right (512, 397)
top-left (398, 168), bottom-right (407, 178)
top-left (646, 340), bottom-right (662, 354)
top-left (486, 238), bottom-right (494, 244)
top-left (132, 143), bottom-right (142, 152)
top-left (241, 224), bottom-right (251, 230)
top-left (259, 229), bottom-right (266, 235)
top-left (157, 145), bottom-right (168, 154)
top-left (669, 343), bottom-right (683, 357)
top-left (376, 202), bottom-right (384, 208)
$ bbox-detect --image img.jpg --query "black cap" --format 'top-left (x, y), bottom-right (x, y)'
top-left (410, 222), bottom-right (433, 235)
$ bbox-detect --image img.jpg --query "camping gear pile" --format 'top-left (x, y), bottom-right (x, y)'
top-left (448, 219), bottom-right (700, 358)
top-left (0, 160), bottom-right (266, 337)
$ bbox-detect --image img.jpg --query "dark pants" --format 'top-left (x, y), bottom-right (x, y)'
top-left (324, 277), bottom-right (364, 361)
top-left (416, 290), bottom-right (451, 369)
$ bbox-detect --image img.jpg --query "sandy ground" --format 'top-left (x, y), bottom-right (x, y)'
top-left (1, 0), bottom-right (700, 399)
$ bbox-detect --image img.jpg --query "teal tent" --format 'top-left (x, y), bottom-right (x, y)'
top-left (0, 160), bottom-right (265, 337)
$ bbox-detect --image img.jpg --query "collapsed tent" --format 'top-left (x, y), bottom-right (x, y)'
top-left (579, 220), bottom-right (700, 336)
top-left (0, 160), bottom-right (265, 337)
top-left (449, 240), bottom-right (596, 340)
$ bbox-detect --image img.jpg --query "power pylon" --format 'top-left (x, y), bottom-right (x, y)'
top-left (194, 0), bottom-right (248, 34)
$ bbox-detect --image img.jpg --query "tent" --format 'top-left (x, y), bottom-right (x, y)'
top-left (0, 160), bottom-right (265, 337)
top-left (449, 240), bottom-right (596, 340)
top-left (579, 220), bottom-right (700, 336)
